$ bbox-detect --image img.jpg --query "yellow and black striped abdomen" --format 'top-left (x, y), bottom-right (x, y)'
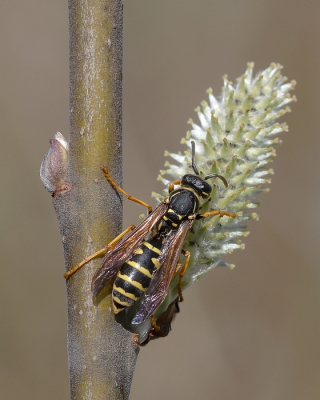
top-left (112, 237), bottom-right (162, 313)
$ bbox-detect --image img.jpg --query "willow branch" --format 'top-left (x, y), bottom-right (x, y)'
top-left (41, 0), bottom-right (139, 399)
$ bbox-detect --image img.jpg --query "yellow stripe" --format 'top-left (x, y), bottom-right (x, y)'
top-left (152, 258), bottom-right (161, 269)
top-left (178, 186), bottom-right (200, 200)
top-left (113, 296), bottom-right (131, 307)
top-left (127, 260), bottom-right (152, 278)
top-left (117, 273), bottom-right (148, 292)
top-left (168, 208), bottom-right (174, 213)
top-left (113, 302), bottom-right (125, 314)
top-left (193, 200), bottom-right (197, 213)
top-left (172, 222), bottom-right (178, 227)
top-left (113, 285), bottom-right (139, 300)
top-left (143, 241), bottom-right (161, 255)
top-left (133, 248), bottom-right (143, 255)
top-left (163, 215), bottom-right (168, 221)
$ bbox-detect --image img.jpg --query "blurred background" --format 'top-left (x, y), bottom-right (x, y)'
top-left (1, 0), bottom-right (320, 399)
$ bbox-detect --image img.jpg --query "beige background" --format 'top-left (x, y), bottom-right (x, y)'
top-left (1, 0), bottom-right (320, 399)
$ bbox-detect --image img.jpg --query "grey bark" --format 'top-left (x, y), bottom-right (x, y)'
top-left (50, 1), bottom-right (139, 398)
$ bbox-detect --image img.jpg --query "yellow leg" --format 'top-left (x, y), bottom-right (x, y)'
top-left (168, 179), bottom-right (181, 193)
top-left (64, 224), bottom-right (135, 279)
top-left (197, 209), bottom-right (236, 219)
top-left (102, 167), bottom-right (152, 214)
top-left (175, 262), bottom-right (182, 274)
top-left (151, 314), bottom-right (160, 332)
top-left (177, 250), bottom-right (191, 302)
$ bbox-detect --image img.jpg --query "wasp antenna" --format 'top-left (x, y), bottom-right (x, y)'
top-left (191, 141), bottom-right (199, 175)
top-left (204, 173), bottom-right (228, 188)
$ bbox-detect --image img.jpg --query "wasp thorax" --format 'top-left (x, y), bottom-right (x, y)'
top-left (181, 174), bottom-right (212, 199)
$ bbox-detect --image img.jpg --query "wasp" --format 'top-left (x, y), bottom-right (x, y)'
top-left (137, 297), bottom-right (181, 346)
top-left (65, 141), bottom-right (236, 330)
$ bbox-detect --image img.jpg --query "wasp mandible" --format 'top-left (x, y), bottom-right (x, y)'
top-left (65, 141), bottom-right (236, 326)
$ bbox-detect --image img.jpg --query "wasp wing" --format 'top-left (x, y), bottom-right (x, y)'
top-left (132, 219), bottom-right (194, 324)
top-left (92, 201), bottom-right (168, 296)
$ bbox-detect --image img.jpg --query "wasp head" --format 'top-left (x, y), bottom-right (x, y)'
top-left (182, 141), bottom-right (228, 198)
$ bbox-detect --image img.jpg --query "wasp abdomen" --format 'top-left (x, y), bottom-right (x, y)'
top-left (112, 238), bottom-right (162, 313)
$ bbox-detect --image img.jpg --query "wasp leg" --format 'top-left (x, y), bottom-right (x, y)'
top-left (133, 333), bottom-right (148, 347)
top-left (64, 224), bottom-right (135, 279)
top-left (151, 314), bottom-right (160, 332)
top-left (134, 330), bottom-right (154, 347)
top-left (175, 262), bottom-right (182, 274)
top-left (135, 315), bottom-right (160, 347)
top-left (196, 209), bottom-right (236, 219)
top-left (102, 166), bottom-right (152, 214)
top-left (177, 250), bottom-right (191, 302)
top-left (168, 179), bottom-right (181, 193)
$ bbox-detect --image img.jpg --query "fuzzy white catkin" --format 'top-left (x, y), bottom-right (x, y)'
top-left (133, 62), bottom-right (296, 341)
top-left (152, 63), bottom-right (296, 306)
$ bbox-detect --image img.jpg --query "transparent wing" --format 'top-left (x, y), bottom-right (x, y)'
top-left (91, 202), bottom-right (168, 296)
top-left (132, 219), bottom-right (194, 324)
